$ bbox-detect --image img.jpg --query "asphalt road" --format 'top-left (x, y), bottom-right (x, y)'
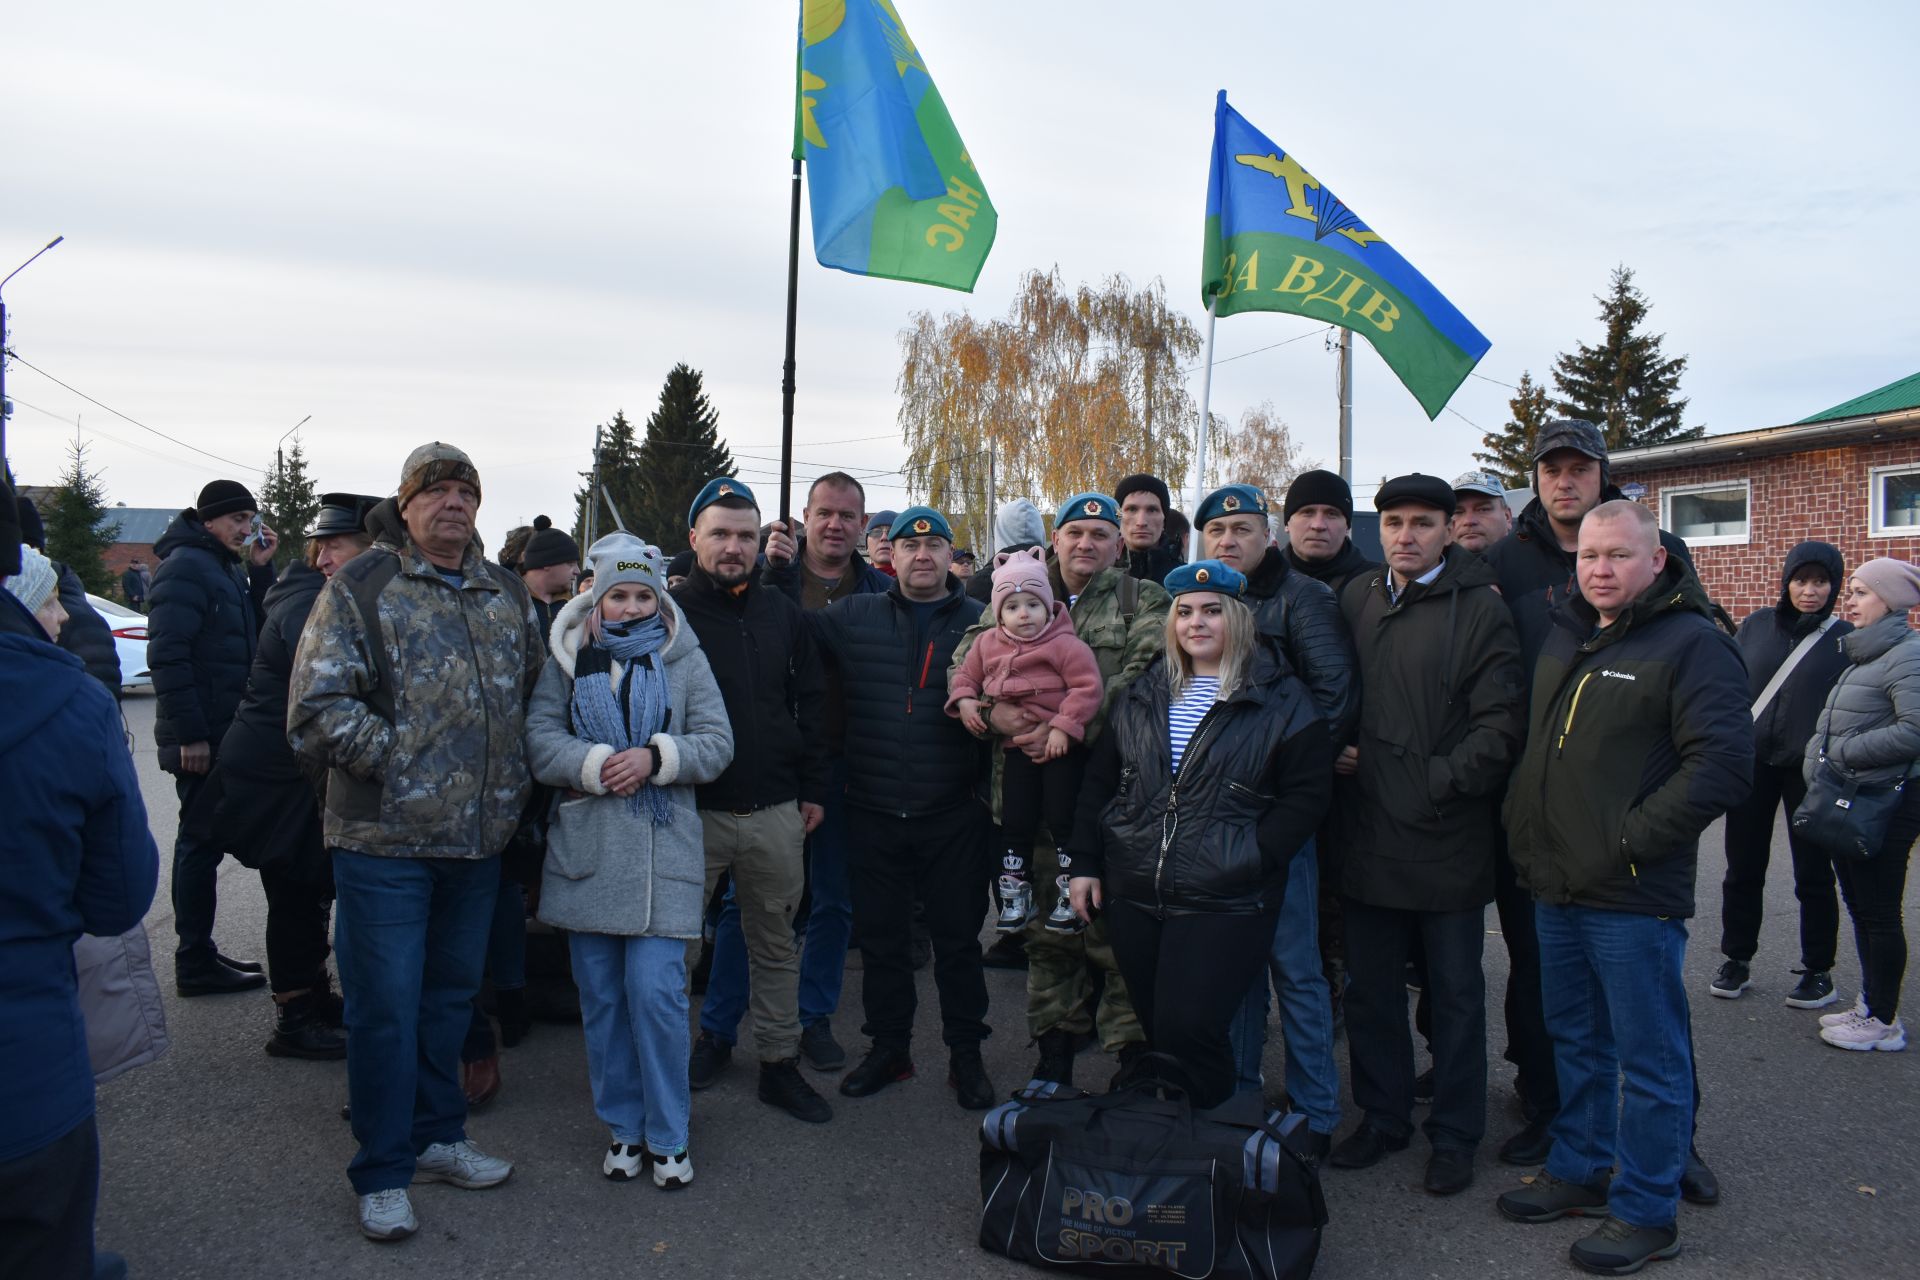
top-left (95, 690), bottom-right (1916, 1279)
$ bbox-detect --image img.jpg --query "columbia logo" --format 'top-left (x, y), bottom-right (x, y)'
top-left (1601, 669), bottom-right (1637, 681)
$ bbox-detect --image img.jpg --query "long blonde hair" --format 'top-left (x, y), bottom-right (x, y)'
top-left (1164, 593), bottom-right (1256, 703)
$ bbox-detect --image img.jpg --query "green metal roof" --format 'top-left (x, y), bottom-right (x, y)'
top-left (1798, 371), bottom-right (1920, 424)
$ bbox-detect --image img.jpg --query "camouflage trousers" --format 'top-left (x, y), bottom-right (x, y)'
top-left (1023, 841), bottom-right (1143, 1049)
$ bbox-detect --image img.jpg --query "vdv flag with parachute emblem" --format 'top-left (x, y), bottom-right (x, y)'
top-left (798, 0), bottom-right (995, 291)
top-left (1202, 91), bottom-right (1489, 419)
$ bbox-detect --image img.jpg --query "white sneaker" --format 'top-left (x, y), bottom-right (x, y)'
top-left (1819, 994), bottom-right (1869, 1028)
top-left (648, 1145), bottom-right (694, 1189)
top-left (1820, 1015), bottom-right (1907, 1052)
top-left (414, 1139), bottom-right (513, 1188)
top-left (357, 1188), bottom-right (418, 1241)
top-left (604, 1141), bottom-right (645, 1181)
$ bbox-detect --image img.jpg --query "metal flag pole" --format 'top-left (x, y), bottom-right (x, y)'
top-left (1189, 296), bottom-right (1219, 562)
top-left (1337, 327), bottom-right (1353, 482)
top-left (779, 153), bottom-right (803, 531)
top-left (983, 439), bottom-right (997, 557)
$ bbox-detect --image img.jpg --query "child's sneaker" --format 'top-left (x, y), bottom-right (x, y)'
top-left (648, 1145), bottom-right (694, 1189)
top-left (1043, 874), bottom-right (1083, 934)
top-left (995, 875), bottom-right (1034, 933)
top-left (1819, 1015), bottom-right (1906, 1052)
top-left (1819, 994), bottom-right (1869, 1027)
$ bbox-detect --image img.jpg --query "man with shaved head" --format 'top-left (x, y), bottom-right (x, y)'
top-left (1493, 499), bottom-right (1750, 1274)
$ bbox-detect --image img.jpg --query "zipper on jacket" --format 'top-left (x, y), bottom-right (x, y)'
top-left (1555, 671), bottom-right (1597, 756)
top-left (1155, 704), bottom-right (1225, 913)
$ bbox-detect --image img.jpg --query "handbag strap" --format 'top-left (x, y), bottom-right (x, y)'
top-left (1753, 616), bottom-right (1838, 721)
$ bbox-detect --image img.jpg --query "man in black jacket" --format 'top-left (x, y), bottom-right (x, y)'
top-left (149, 479), bottom-right (278, 995)
top-left (1114, 472), bottom-right (1184, 583)
top-left (812, 506), bottom-right (996, 1109)
top-left (1282, 470), bottom-right (1377, 596)
top-left (1495, 501), bottom-right (1749, 1274)
top-left (1325, 475), bottom-right (1523, 1196)
top-left (1198, 481), bottom-right (1356, 1155)
top-left (672, 479), bottom-right (832, 1124)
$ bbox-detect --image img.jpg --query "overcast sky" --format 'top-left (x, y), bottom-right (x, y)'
top-left (7, 1), bottom-right (1917, 549)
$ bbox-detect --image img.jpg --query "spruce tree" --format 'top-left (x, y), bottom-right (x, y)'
top-left (1474, 370), bottom-right (1554, 481)
top-left (258, 439), bottom-right (319, 568)
top-left (44, 436), bottom-right (116, 595)
top-left (1550, 265), bottom-right (1698, 449)
top-left (573, 409), bottom-right (645, 547)
top-left (632, 365), bottom-right (735, 545)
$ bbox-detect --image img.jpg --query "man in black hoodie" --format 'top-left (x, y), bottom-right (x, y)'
top-left (149, 479), bottom-right (278, 995)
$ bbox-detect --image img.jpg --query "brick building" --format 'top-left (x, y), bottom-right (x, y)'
top-left (1609, 371), bottom-right (1920, 622)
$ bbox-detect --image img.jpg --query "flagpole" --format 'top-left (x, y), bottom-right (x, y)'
top-left (1337, 326), bottom-right (1353, 483)
top-left (1189, 296), bottom-right (1218, 563)
top-left (779, 154), bottom-right (803, 531)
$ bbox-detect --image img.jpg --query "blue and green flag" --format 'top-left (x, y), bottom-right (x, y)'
top-left (798, 0), bottom-right (995, 292)
top-left (1202, 91), bottom-right (1489, 419)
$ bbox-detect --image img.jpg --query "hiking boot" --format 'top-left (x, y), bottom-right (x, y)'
top-left (1498, 1117), bottom-right (1555, 1166)
top-left (689, 1031), bottom-right (733, 1090)
top-left (1496, 1170), bottom-right (1611, 1223)
top-left (1708, 959), bottom-right (1750, 999)
top-left (1043, 875), bottom-right (1083, 934)
top-left (1412, 1066), bottom-right (1436, 1104)
top-left (1820, 1015), bottom-right (1907, 1051)
top-left (1108, 1042), bottom-right (1149, 1092)
top-left (357, 1188), bottom-right (417, 1242)
top-left (603, 1141), bottom-right (645, 1181)
top-left (413, 1140), bottom-right (513, 1189)
top-left (1784, 969), bottom-right (1838, 1009)
top-left (949, 1046), bottom-right (996, 1110)
top-left (1328, 1124), bottom-right (1409, 1169)
top-left (648, 1145), bottom-right (694, 1189)
top-left (840, 1044), bottom-right (915, 1097)
top-left (1820, 993), bottom-right (1870, 1027)
top-left (800, 1021), bottom-right (847, 1071)
top-left (759, 1058), bottom-right (833, 1123)
top-left (1568, 1216), bottom-right (1680, 1275)
top-left (1680, 1146), bottom-right (1719, 1206)
top-left (982, 933), bottom-right (1029, 969)
top-left (265, 993), bottom-right (347, 1061)
top-left (1030, 1030), bottom-right (1076, 1086)
top-left (995, 875), bottom-right (1035, 933)
top-left (176, 954), bottom-right (267, 997)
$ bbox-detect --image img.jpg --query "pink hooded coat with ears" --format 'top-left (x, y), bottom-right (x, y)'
top-left (945, 597), bottom-right (1105, 742)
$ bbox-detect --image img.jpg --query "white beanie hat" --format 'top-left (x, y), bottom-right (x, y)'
top-left (585, 532), bottom-right (665, 605)
top-left (4, 544), bottom-right (57, 614)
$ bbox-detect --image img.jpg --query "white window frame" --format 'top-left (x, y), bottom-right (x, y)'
top-left (1659, 479), bottom-right (1751, 547)
top-left (1869, 464), bottom-right (1920, 539)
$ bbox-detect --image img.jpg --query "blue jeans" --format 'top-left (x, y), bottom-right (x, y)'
top-left (1537, 903), bottom-right (1694, 1229)
top-left (570, 932), bottom-right (691, 1154)
top-left (701, 762), bottom-right (855, 1041)
top-left (1226, 840), bottom-right (1341, 1136)
top-left (332, 850), bottom-right (500, 1194)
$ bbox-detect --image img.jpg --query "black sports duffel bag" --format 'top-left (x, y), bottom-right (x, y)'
top-left (978, 1063), bottom-right (1326, 1279)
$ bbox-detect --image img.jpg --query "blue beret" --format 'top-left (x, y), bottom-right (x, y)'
top-left (1195, 483), bottom-right (1269, 530)
top-left (888, 505), bottom-right (954, 542)
top-left (688, 476), bottom-right (758, 527)
top-left (1163, 558), bottom-right (1247, 599)
top-left (1055, 492), bottom-right (1119, 528)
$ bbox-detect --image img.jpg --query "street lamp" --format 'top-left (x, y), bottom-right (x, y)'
top-left (0, 234), bottom-right (66, 468)
top-left (276, 414), bottom-right (311, 479)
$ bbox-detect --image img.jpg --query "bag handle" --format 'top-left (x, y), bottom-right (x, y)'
top-left (1752, 616), bottom-right (1837, 721)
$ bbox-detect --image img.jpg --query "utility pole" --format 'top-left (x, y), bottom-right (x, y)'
top-left (0, 235), bottom-right (66, 473)
top-left (1336, 328), bottom-right (1354, 483)
top-left (275, 414), bottom-right (311, 485)
top-left (585, 422), bottom-right (603, 548)
top-left (984, 440), bottom-right (997, 556)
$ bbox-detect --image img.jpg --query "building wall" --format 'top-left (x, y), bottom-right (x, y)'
top-left (1617, 439), bottom-right (1920, 623)
top-left (102, 543), bottom-right (158, 597)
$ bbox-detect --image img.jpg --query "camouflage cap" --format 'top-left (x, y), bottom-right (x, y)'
top-left (397, 441), bottom-right (482, 511)
top-left (1532, 419), bottom-right (1607, 465)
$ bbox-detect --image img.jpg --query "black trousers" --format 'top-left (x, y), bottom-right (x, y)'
top-left (999, 747), bottom-right (1086, 875)
top-left (1834, 789), bottom-right (1920, 1022)
top-left (1106, 899), bottom-right (1280, 1108)
top-left (259, 862), bottom-right (335, 995)
top-left (171, 772), bottom-right (225, 960)
top-left (1343, 899), bottom-right (1486, 1150)
top-left (1720, 761), bottom-right (1839, 970)
top-left (1494, 838), bottom-right (1559, 1123)
top-left (848, 804), bottom-right (991, 1051)
top-left (0, 1114), bottom-right (99, 1280)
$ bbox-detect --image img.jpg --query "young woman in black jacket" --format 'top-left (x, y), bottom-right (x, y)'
top-left (1065, 561), bottom-right (1332, 1106)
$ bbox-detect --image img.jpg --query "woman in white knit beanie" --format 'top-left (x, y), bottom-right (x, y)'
top-left (3, 544), bottom-right (67, 642)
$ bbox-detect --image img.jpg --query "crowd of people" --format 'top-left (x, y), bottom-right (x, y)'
top-left (2, 414), bottom-right (1915, 1278)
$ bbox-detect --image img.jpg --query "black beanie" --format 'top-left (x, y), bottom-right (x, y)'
top-left (1283, 469), bottom-right (1354, 523)
top-left (15, 495), bottom-right (46, 550)
top-left (1113, 473), bottom-right (1172, 515)
top-left (519, 515), bottom-right (580, 571)
top-left (196, 479), bottom-right (258, 522)
top-left (667, 549), bottom-right (695, 580)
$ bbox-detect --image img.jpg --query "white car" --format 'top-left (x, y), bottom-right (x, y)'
top-left (86, 593), bottom-right (152, 691)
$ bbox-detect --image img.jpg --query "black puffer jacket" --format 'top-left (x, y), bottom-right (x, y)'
top-left (1284, 538), bottom-right (1378, 598)
top-left (813, 576), bottom-right (985, 816)
top-left (672, 565), bottom-right (828, 811)
top-left (1244, 546), bottom-right (1360, 745)
top-left (1337, 553), bottom-right (1524, 912)
top-left (1069, 640), bottom-right (1333, 916)
top-left (220, 562), bottom-right (324, 784)
top-left (1739, 540), bottom-right (1852, 769)
top-left (148, 511), bottom-right (274, 749)
top-left (1487, 492), bottom-right (1695, 674)
top-left (1504, 558), bottom-right (1752, 917)
top-left (1123, 541), bottom-right (1184, 584)
top-left (54, 562), bottom-right (121, 694)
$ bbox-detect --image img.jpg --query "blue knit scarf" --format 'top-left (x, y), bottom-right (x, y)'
top-left (571, 612), bottom-right (673, 823)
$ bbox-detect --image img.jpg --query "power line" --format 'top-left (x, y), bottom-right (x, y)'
top-left (9, 353), bottom-right (266, 475)
top-left (1470, 372), bottom-right (1519, 391)
top-left (13, 397), bottom-right (213, 472)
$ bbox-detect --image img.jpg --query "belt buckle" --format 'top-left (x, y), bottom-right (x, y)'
top-left (730, 807), bottom-right (755, 818)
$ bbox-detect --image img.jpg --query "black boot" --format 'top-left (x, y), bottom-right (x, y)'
top-left (1108, 1042), bottom-right (1149, 1092)
top-left (312, 972), bottom-right (345, 1029)
top-left (840, 1044), bottom-right (915, 1098)
top-left (1031, 1030), bottom-right (1076, 1086)
top-left (759, 1058), bottom-right (833, 1123)
top-left (496, 987), bottom-right (532, 1049)
top-left (948, 1046), bottom-right (996, 1110)
top-left (265, 993), bottom-right (347, 1060)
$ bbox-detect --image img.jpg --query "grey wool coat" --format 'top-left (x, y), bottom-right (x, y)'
top-left (1805, 613), bottom-right (1920, 788)
top-left (526, 591), bottom-right (734, 939)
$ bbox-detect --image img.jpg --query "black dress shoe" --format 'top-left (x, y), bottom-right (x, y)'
top-left (177, 958), bottom-right (268, 997)
top-left (1681, 1145), bottom-right (1720, 1206)
top-left (948, 1047), bottom-right (996, 1110)
top-left (1499, 1117), bottom-right (1555, 1166)
top-left (840, 1045), bottom-right (915, 1097)
top-left (1424, 1147), bottom-right (1475, 1196)
top-left (1328, 1124), bottom-right (1410, 1170)
top-left (215, 951), bottom-right (264, 974)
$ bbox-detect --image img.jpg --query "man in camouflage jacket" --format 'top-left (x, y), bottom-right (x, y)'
top-left (288, 442), bottom-right (543, 1242)
top-left (952, 492), bottom-right (1169, 1087)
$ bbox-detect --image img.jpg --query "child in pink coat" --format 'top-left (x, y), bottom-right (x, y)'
top-left (949, 548), bottom-right (1103, 933)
